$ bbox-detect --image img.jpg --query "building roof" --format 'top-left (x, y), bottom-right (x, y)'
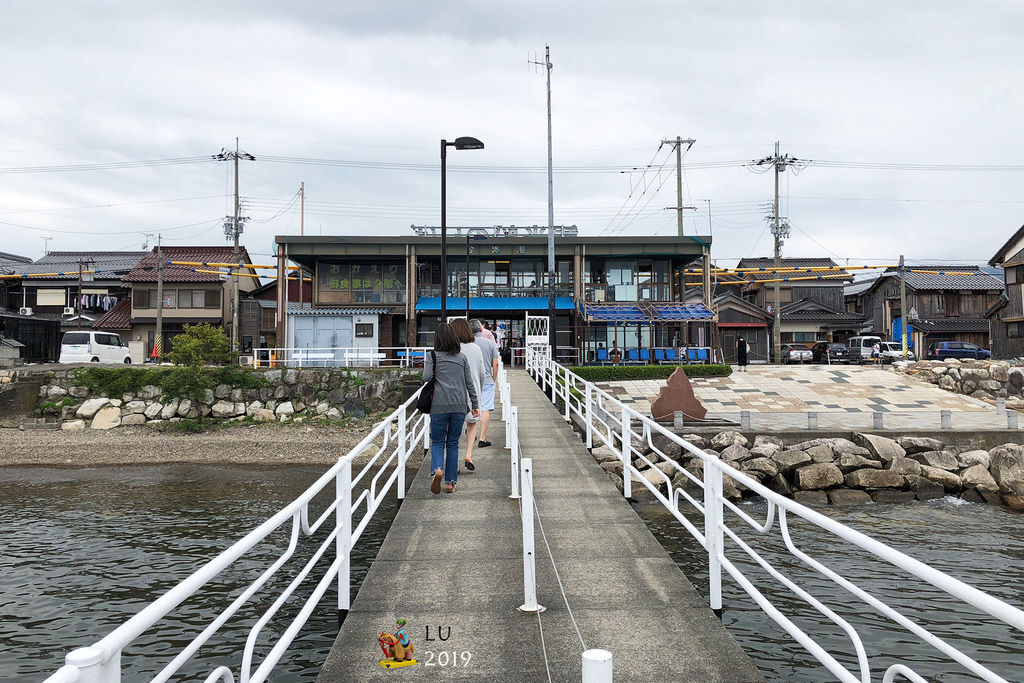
top-left (288, 304), bottom-right (391, 316)
top-left (93, 299), bottom-right (132, 330)
top-left (844, 277), bottom-right (877, 297)
top-left (712, 291), bottom-right (771, 320)
top-left (125, 246), bottom-right (257, 284)
top-left (990, 223), bottom-right (1024, 266)
top-left (735, 257), bottom-right (852, 282)
top-left (780, 298), bottom-right (866, 322)
top-left (912, 318), bottom-right (991, 333)
top-left (900, 266), bottom-right (1003, 291)
top-left (17, 251), bottom-right (146, 280)
top-left (0, 251), bottom-right (33, 274)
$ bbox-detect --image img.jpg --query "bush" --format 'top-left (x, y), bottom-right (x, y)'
top-left (167, 323), bottom-right (233, 367)
top-left (72, 366), bottom-right (267, 400)
top-left (566, 364), bottom-right (732, 382)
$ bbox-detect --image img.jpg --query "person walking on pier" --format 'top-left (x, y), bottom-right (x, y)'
top-left (471, 319), bottom-right (500, 448)
top-left (737, 336), bottom-right (749, 372)
top-left (424, 323), bottom-right (479, 494)
top-left (451, 318), bottom-right (486, 471)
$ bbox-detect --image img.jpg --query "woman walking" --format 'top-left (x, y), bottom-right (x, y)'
top-left (737, 336), bottom-right (749, 372)
top-left (450, 318), bottom-right (487, 471)
top-left (424, 323), bottom-right (479, 494)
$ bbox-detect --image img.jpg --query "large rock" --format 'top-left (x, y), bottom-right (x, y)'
top-left (794, 463), bottom-right (844, 490)
top-left (742, 457), bottom-right (779, 480)
top-left (829, 439), bottom-right (870, 457)
top-left (845, 469), bottom-right (904, 489)
top-left (681, 434), bottom-right (706, 449)
top-left (650, 431), bottom-right (684, 460)
top-left (61, 419), bottom-right (86, 431)
top-left (76, 397), bottom-right (110, 419)
top-left (275, 401), bottom-right (295, 416)
top-left (990, 363), bottom-right (1010, 382)
top-left (721, 443), bottom-right (752, 462)
top-left (897, 436), bottom-right (944, 454)
top-left (853, 433), bottom-right (905, 463)
top-left (246, 400), bottom-right (264, 416)
top-left (68, 386), bottom-right (89, 398)
top-left (144, 402), bottom-right (163, 420)
top-left (957, 449), bottom-right (991, 469)
top-left (805, 445), bottom-right (834, 463)
top-left (794, 490), bottom-right (828, 506)
top-left (284, 369), bottom-right (299, 384)
top-left (828, 489), bottom-right (872, 506)
top-left (253, 409), bottom-right (275, 423)
top-left (1000, 481), bottom-right (1024, 511)
top-left (988, 444), bottom-right (1024, 485)
top-left (600, 460), bottom-right (624, 475)
top-left (90, 406), bottom-right (122, 430)
top-left (591, 446), bottom-right (620, 464)
top-left (836, 453), bottom-right (882, 473)
top-left (710, 431), bottom-right (747, 450)
top-left (139, 384), bottom-right (161, 400)
top-left (753, 435), bottom-right (784, 449)
top-left (961, 464), bottom-right (998, 493)
top-left (918, 465), bottom-right (962, 492)
top-left (873, 490), bottom-right (915, 504)
top-left (938, 375), bottom-right (958, 391)
top-left (121, 413), bottom-right (147, 426)
top-left (766, 474), bottom-right (790, 496)
top-left (772, 449), bottom-right (813, 473)
top-left (47, 386), bottom-right (68, 399)
top-left (888, 457), bottom-right (923, 476)
top-left (343, 400), bottom-right (366, 419)
top-left (791, 437), bottom-right (834, 451)
top-left (177, 399), bottom-right (193, 417)
top-left (909, 450), bottom-right (959, 471)
top-left (124, 400), bottom-right (146, 414)
top-left (1008, 367), bottom-right (1024, 388)
top-left (161, 398), bottom-right (180, 420)
top-left (906, 475), bottom-right (944, 500)
top-left (211, 400), bottom-right (237, 418)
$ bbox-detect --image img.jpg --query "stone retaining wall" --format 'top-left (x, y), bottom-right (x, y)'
top-left (896, 358), bottom-right (1024, 406)
top-left (24, 367), bottom-right (417, 431)
top-left (591, 430), bottom-right (1024, 511)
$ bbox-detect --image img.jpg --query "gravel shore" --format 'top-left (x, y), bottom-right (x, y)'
top-left (0, 420), bottom-right (424, 467)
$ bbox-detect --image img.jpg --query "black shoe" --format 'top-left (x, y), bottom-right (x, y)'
top-left (478, 440), bottom-right (491, 448)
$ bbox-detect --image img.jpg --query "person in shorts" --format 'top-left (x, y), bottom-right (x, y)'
top-left (471, 319), bottom-right (500, 447)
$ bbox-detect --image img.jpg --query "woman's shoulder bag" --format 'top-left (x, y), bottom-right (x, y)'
top-left (415, 350), bottom-right (436, 413)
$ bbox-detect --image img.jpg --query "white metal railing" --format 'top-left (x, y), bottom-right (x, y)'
top-left (45, 388), bottom-right (429, 683)
top-left (250, 346), bottom-right (431, 369)
top-left (525, 346), bottom-right (1024, 683)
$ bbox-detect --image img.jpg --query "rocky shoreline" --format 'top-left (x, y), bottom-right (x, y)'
top-left (592, 430), bottom-right (1024, 511)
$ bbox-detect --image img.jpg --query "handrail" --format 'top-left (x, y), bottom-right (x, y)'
top-left (45, 388), bottom-right (429, 683)
top-left (525, 346), bottom-right (1024, 683)
top-left (250, 346), bottom-right (431, 368)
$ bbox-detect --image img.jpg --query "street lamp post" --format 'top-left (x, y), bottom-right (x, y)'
top-left (440, 137), bottom-right (484, 322)
top-left (466, 233), bottom-right (487, 318)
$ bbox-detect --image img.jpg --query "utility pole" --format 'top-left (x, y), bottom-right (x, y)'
top-left (155, 235), bottom-right (164, 360)
top-left (755, 142), bottom-right (798, 364)
top-left (660, 137), bottom-right (696, 237)
top-left (213, 140), bottom-right (254, 352)
top-left (531, 45), bottom-right (557, 353)
top-left (77, 259), bottom-right (84, 330)
top-left (899, 254), bottom-right (908, 360)
top-left (300, 182), bottom-right (305, 236)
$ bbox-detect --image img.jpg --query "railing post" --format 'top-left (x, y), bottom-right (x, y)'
top-left (620, 405), bottom-right (631, 499)
top-left (517, 457), bottom-right (544, 613)
top-left (585, 382), bottom-right (594, 449)
top-left (563, 370), bottom-right (571, 423)
top-left (509, 406), bottom-right (521, 499)
top-left (63, 646), bottom-right (119, 683)
top-left (397, 405), bottom-right (407, 500)
top-left (940, 409), bottom-right (952, 430)
top-left (703, 461), bottom-right (724, 616)
top-left (336, 458), bottom-right (352, 625)
top-left (873, 411), bottom-right (884, 430)
top-left (1009, 411), bottom-right (1020, 429)
top-left (581, 649), bottom-right (613, 683)
top-left (807, 411), bottom-right (818, 430)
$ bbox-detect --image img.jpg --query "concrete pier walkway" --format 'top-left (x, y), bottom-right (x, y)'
top-left (318, 369), bottom-right (763, 682)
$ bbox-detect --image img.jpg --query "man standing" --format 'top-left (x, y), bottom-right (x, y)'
top-left (471, 318), bottom-right (500, 447)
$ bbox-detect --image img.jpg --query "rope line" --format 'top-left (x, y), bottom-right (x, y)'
top-left (532, 496), bottom-right (588, 652)
top-left (529, 550), bottom-right (553, 683)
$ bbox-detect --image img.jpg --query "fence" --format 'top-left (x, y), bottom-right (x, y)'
top-left (250, 346), bottom-right (430, 369)
top-left (45, 387), bottom-right (429, 683)
top-left (526, 346), bottom-right (1024, 683)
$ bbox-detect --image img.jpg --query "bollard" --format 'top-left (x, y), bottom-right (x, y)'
top-left (517, 458), bottom-right (544, 613)
top-left (940, 410), bottom-right (951, 430)
top-left (582, 649), bottom-right (613, 682)
top-left (1009, 411), bottom-right (1020, 429)
top-left (873, 411), bottom-right (883, 430)
top-left (740, 410), bottom-right (751, 430)
top-left (807, 411), bottom-right (817, 430)
top-left (673, 410), bottom-right (684, 431)
top-left (998, 398), bottom-right (1007, 415)
top-left (509, 406), bottom-right (521, 499)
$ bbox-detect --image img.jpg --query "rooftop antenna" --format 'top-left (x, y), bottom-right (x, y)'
top-left (41, 236), bottom-right (52, 256)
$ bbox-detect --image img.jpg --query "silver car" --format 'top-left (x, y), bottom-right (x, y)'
top-left (880, 341), bottom-right (915, 363)
top-left (781, 344), bottom-right (813, 364)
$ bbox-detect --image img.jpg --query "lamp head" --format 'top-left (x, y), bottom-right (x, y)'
top-left (453, 136), bottom-right (484, 150)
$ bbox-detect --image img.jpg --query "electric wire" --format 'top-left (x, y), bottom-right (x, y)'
top-left (529, 549), bottom-right (553, 683)
top-left (532, 496), bottom-right (588, 651)
top-left (599, 144), bottom-right (675, 235)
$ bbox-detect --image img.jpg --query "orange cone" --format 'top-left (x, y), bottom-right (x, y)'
top-left (150, 342), bottom-right (159, 359)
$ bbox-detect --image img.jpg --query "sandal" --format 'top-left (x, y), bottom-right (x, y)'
top-left (430, 469), bottom-right (443, 495)
top-left (445, 482), bottom-right (456, 494)
top-left (464, 459), bottom-right (475, 471)
top-left (478, 440), bottom-right (491, 448)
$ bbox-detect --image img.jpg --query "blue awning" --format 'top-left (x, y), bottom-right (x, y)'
top-left (581, 302), bottom-right (715, 322)
top-left (415, 296), bottom-right (575, 312)
top-left (582, 304), bottom-right (648, 322)
top-left (652, 304), bottom-right (715, 320)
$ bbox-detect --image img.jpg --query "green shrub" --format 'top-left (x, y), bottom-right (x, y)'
top-left (72, 365), bottom-right (267, 400)
top-left (566, 364), bottom-right (732, 382)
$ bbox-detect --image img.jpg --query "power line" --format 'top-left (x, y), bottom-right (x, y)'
top-left (0, 156), bottom-right (213, 175)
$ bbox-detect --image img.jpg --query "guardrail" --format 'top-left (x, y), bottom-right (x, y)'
top-left (45, 387), bottom-right (429, 683)
top-left (525, 346), bottom-right (1024, 683)
top-left (251, 346), bottom-right (431, 369)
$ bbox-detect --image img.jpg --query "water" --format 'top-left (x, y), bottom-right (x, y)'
top-left (640, 497), bottom-right (1024, 682)
top-left (0, 465), bottom-right (400, 682)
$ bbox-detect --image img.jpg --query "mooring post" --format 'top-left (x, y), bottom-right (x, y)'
top-left (997, 398), bottom-right (1006, 415)
top-left (581, 649), bottom-right (613, 682)
top-left (873, 411), bottom-right (883, 430)
top-left (807, 411), bottom-right (818, 430)
top-left (673, 410), bottom-right (684, 431)
top-left (740, 410), bottom-right (750, 430)
top-left (940, 410), bottom-right (952, 430)
top-left (1009, 411), bottom-right (1019, 429)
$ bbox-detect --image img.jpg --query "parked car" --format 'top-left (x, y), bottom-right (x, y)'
top-left (847, 335), bottom-right (883, 364)
top-left (58, 331), bottom-right (132, 364)
top-left (780, 344), bottom-right (813, 364)
top-left (879, 341), bottom-right (915, 363)
top-left (811, 342), bottom-right (850, 364)
top-left (926, 341), bottom-right (990, 360)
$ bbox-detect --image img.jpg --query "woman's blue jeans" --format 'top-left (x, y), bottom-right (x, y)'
top-left (430, 412), bottom-right (466, 484)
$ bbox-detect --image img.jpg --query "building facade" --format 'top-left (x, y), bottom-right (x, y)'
top-left (275, 227), bottom-right (715, 364)
top-left (988, 223), bottom-right (1024, 359)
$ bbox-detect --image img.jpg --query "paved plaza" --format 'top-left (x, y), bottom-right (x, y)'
top-left (598, 364), bottom-right (1014, 432)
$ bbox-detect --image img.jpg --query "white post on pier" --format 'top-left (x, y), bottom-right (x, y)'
top-left (582, 648), bottom-right (613, 682)
top-left (518, 457), bottom-right (545, 613)
top-left (585, 382), bottom-right (594, 449)
top-left (336, 458), bottom-right (353, 622)
top-left (703, 461), bottom-right (724, 615)
top-left (620, 405), bottom-right (632, 499)
top-left (510, 405), bottom-right (521, 500)
top-left (397, 404), bottom-right (407, 500)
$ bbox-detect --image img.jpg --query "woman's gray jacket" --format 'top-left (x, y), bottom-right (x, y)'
top-left (424, 351), bottom-right (480, 415)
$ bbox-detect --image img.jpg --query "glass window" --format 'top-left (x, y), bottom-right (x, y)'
top-left (355, 323), bottom-right (374, 338)
top-left (133, 289), bottom-right (150, 308)
top-left (62, 332), bottom-right (90, 345)
top-left (162, 291), bottom-right (176, 309)
top-left (1007, 267), bottom-right (1018, 285)
top-left (205, 289), bottom-right (221, 309)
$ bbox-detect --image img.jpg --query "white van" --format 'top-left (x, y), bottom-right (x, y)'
top-left (846, 335), bottom-right (882, 364)
top-left (59, 331), bottom-right (132, 364)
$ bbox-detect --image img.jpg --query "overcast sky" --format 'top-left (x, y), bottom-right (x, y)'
top-left (2, 1), bottom-right (1022, 270)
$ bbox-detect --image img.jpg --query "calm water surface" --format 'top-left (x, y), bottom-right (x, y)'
top-left (641, 497), bottom-right (1024, 682)
top-left (0, 465), bottom-right (399, 682)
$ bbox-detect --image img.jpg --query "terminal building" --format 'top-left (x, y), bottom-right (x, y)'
top-left (273, 226), bottom-right (716, 364)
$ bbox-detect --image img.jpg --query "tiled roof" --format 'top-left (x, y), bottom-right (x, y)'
top-left (913, 318), bottom-right (990, 333)
top-left (125, 246), bottom-right (255, 283)
top-left (735, 257), bottom-right (852, 282)
top-left (0, 251), bottom-right (32, 274)
top-left (20, 251), bottom-right (146, 279)
top-left (844, 278), bottom-right (877, 297)
top-left (287, 304), bottom-right (391, 315)
top-left (900, 267), bottom-right (1003, 291)
top-left (93, 299), bottom-right (132, 330)
top-left (780, 298), bottom-right (865, 322)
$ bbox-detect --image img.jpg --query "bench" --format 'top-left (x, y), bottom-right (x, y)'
top-left (344, 350), bottom-right (387, 367)
top-left (293, 351), bottom-right (336, 366)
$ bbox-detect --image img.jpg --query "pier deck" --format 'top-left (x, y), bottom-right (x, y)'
top-left (318, 369), bottom-right (763, 681)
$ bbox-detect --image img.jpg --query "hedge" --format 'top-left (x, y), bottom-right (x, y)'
top-left (566, 364), bottom-right (731, 382)
top-left (72, 365), bottom-right (268, 400)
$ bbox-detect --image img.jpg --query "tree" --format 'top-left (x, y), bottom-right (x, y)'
top-left (167, 323), bottom-right (233, 367)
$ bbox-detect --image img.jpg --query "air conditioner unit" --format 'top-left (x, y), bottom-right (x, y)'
top-left (63, 307), bottom-right (77, 316)
top-left (238, 355), bottom-right (253, 366)
top-left (18, 307), bottom-right (32, 316)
